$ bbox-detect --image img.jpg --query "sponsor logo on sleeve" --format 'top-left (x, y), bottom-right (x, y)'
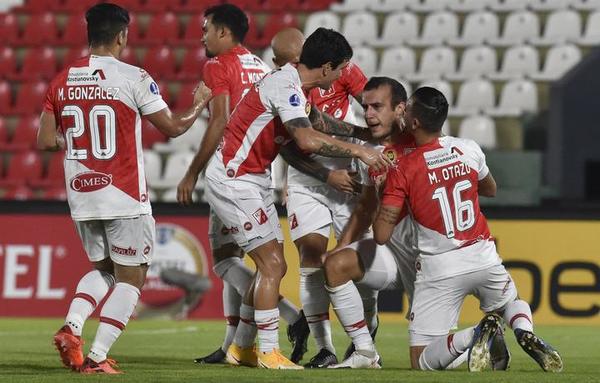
top-left (69, 171), bottom-right (112, 192)
top-left (289, 94), bottom-right (301, 107)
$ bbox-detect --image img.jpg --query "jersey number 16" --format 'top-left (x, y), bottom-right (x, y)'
top-left (432, 179), bottom-right (475, 238)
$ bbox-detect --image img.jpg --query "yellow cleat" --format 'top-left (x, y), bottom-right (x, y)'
top-left (257, 349), bottom-right (304, 370)
top-left (226, 344), bottom-right (258, 367)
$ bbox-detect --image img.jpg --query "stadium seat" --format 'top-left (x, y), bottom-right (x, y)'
top-left (409, 0), bottom-right (451, 12)
top-left (530, 10), bottom-right (582, 46)
top-left (0, 14), bottom-right (19, 46)
top-left (124, 14), bottom-right (142, 45)
top-left (12, 81), bottom-right (48, 115)
top-left (0, 47), bottom-right (17, 80)
top-left (488, 0), bottom-right (529, 11)
top-left (409, 11), bottom-right (459, 46)
top-left (174, 83), bottom-right (197, 111)
top-left (56, 0), bottom-right (98, 12)
top-left (0, 81), bottom-right (11, 115)
top-left (448, 11), bottom-right (499, 47)
top-left (0, 151), bottom-right (43, 188)
top-left (487, 79), bottom-right (538, 117)
top-left (369, 0), bottom-right (419, 12)
top-left (144, 0), bottom-right (181, 12)
top-left (0, 0), bottom-right (21, 12)
top-left (154, 118), bottom-right (207, 153)
top-left (489, 44), bottom-right (539, 80)
top-left (181, 13), bottom-right (204, 46)
top-left (331, 0), bottom-right (371, 12)
top-left (571, 0), bottom-right (600, 10)
top-left (261, 0), bottom-right (303, 12)
top-left (578, 11), bottom-right (600, 46)
top-left (529, 0), bottom-right (571, 11)
top-left (458, 115), bottom-right (497, 149)
top-left (409, 46), bottom-right (456, 82)
top-left (449, 78), bottom-right (495, 117)
top-left (19, 13), bottom-right (59, 46)
top-left (63, 47), bottom-right (90, 70)
top-left (447, 0), bottom-right (494, 12)
top-left (261, 47), bottom-right (276, 69)
top-left (38, 152), bottom-right (65, 188)
top-left (3, 114), bottom-right (39, 152)
top-left (299, 0), bottom-right (338, 12)
top-left (109, 0), bottom-right (145, 12)
top-left (0, 118), bottom-right (7, 147)
top-left (147, 188), bottom-right (158, 203)
top-left (531, 44), bottom-right (581, 81)
top-left (161, 187), bottom-right (198, 203)
top-left (418, 79), bottom-right (454, 105)
top-left (143, 46), bottom-right (176, 80)
top-left (3, 186), bottom-right (34, 201)
top-left (489, 10), bottom-right (540, 46)
top-left (60, 14), bottom-right (88, 47)
top-left (351, 47), bottom-right (377, 77)
top-left (177, 47), bottom-right (208, 80)
top-left (376, 47), bottom-right (417, 79)
top-left (15, 47), bottom-right (57, 81)
top-left (142, 120), bottom-right (168, 149)
top-left (15, 0), bottom-right (56, 12)
top-left (143, 150), bottom-right (162, 187)
top-left (304, 11), bottom-right (341, 36)
top-left (119, 46), bottom-right (138, 67)
top-left (143, 13), bottom-right (180, 45)
top-left (447, 45), bottom-right (497, 81)
top-left (342, 11), bottom-right (378, 46)
top-left (40, 186), bottom-right (67, 201)
top-left (172, 0), bottom-right (220, 13)
top-left (371, 11), bottom-right (419, 47)
top-left (441, 119), bottom-right (451, 135)
top-left (153, 150), bottom-right (196, 189)
top-left (249, 13), bottom-right (298, 49)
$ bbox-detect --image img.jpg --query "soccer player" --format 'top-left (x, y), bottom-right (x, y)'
top-left (174, 5), bottom-right (307, 364)
top-left (204, 28), bottom-right (391, 369)
top-left (38, 3), bottom-right (211, 374)
top-left (373, 87), bottom-right (563, 372)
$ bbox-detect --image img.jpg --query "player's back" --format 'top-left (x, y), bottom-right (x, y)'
top-left (44, 55), bottom-right (167, 220)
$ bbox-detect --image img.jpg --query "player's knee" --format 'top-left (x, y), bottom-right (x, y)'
top-left (323, 252), bottom-right (350, 285)
top-left (262, 253), bottom-right (287, 280)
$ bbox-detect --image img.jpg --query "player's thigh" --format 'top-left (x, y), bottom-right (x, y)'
top-left (351, 239), bottom-right (398, 291)
top-left (287, 186), bottom-right (332, 242)
top-left (74, 219), bottom-right (109, 262)
top-left (104, 215), bottom-right (155, 266)
top-left (408, 276), bottom-right (468, 346)
top-left (472, 264), bottom-right (518, 313)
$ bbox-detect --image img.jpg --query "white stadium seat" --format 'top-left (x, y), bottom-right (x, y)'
top-left (447, 45), bottom-right (497, 81)
top-left (487, 79), bottom-right (538, 117)
top-left (143, 150), bottom-right (162, 187)
top-left (331, 0), bottom-right (370, 12)
top-left (489, 44), bottom-right (539, 80)
top-left (153, 117), bottom-right (207, 153)
top-left (489, 10), bottom-right (540, 46)
top-left (342, 11), bottom-right (378, 46)
top-left (571, 0), bottom-right (600, 10)
top-left (376, 47), bottom-right (417, 79)
top-left (369, 0), bottom-right (419, 12)
top-left (449, 78), bottom-right (496, 117)
top-left (147, 188), bottom-right (158, 203)
top-left (409, 46), bottom-right (456, 82)
top-left (529, 0), bottom-right (572, 11)
top-left (152, 150), bottom-right (196, 189)
top-left (371, 12), bottom-right (419, 47)
top-left (261, 47), bottom-right (275, 69)
top-left (458, 115), bottom-right (497, 149)
top-left (448, 11), bottom-right (499, 47)
top-left (408, 0), bottom-right (450, 12)
top-left (530, 10), bottom-right (582, 46)
top-left (409, 11), bottom-right (459, 46)
top-left (531, 44), bottom-right (581, 81)
top-left (351, 47), bottom-right (378, 77)
top-left (418, 79), bottom-right (454, 106)
top-left (578, 11), bottom-right (600, 46)
top-left (441, 119), bottom-right (451, 136)
top-left (304, 11), bottom-right (340, 36)
top-left (489, 0), bottom-right (530, 12)
top-left (447, 0), bottom-right (494, 12)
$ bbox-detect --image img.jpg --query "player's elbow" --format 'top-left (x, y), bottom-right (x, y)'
top-left (373, 226), bottom-right (390, 245)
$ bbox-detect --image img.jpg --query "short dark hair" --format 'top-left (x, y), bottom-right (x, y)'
top-left (299, 28), bottom-right (353, 70)
top-left (364, 77), bottom-right (407, 108)
top-left (410, 87), bottom-right (449, 133)
top-left (86, 3), bottom-right (130, 47)
top-left (205, 4), bottom-right (249, 43)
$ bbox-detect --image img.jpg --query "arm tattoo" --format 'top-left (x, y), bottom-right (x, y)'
top-left (315, 142), bottom-right (353, 157)
top-left (280, 142), bottom-right (330, 183)
top-left (378, 206), bottom-right (400, 225)
top-left (284, 117), bottom-right (312, 133)
top-left (309, 107), bottom-right (362, 137)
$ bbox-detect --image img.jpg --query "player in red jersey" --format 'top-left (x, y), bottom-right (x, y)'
top-left (173, 5), bottom-right (308, 365)
top-left (373, 87), bottom-right (563, 372)
top-left (204, 28), bottom-right (391, 369)
top-left (37, 3), bottom-right (211, 374)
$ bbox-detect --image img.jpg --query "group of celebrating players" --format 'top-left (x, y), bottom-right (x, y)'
top-left (38, 2), bottom-right (563, 374)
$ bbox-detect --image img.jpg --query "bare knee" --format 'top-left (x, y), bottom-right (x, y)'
top-left (93, 258), bottom-right (114, 275)
top-left (295, 234), bottom-right (328, 268)
top-left (324, 249), bottom-right (357, 287)
top-left (114, 263), bottom-right (148, 290)
top-left (213, 243), bottom-right (243, 263)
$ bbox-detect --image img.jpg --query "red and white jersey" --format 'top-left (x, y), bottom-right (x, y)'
top-left (44, 55), bottom-right (167, 220)
top-left (206, 63), bottom-right (307, 188)
top-left (202, 45), bottom-right (271, 114)
top-left (287, 62), bottom-right (367, 187)
top-left (382, 136), bottom-right (500, 280)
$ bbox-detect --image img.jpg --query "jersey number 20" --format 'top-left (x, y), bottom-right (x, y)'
top-left (432, 180), bottom-right (475, 238)
top-left (62, 105), bottom-right (116, 160)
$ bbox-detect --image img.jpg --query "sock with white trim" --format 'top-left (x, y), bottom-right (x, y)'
top-left (255, 308), bottom-right (280, 353)
top-left (503, 299), bottom-right (534, 332)
top-left (300, 267), bottom-right (335, 353)
top-left (221, 282), bottom-right (241, 352)
top-left (418, 327), bottom-right (475, 370)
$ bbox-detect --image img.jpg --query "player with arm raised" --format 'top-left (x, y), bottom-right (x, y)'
top-left (204, 28), bottom-right (390, 369)
top-left (39, 3), bottom-right (211, 374)
top-left (373, 87), bottom-right (563, 372)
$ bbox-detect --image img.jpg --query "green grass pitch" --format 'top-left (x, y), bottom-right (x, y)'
top-left (0, 318), bottom-right (598, 382)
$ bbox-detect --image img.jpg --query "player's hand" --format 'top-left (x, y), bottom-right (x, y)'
top-left (193, 81), bottom-right (212, 106)
top-left (55, 134), bottom-right (65, 150)
top-left (359, 146), bottom-right (392, 173)
top-left (177, 172), bottom-right (198, 206)
top-left (327, 169), bottom-right (360, 195)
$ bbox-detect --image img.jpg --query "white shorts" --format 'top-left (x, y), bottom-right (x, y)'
top-left (408, 264), bottom-right (518, 346)
top-left (205, 178), bottom-right (283, 253)
top-left (74, 215), bottom-right (155, 266)
top-left (287, 185), bottom-right (357, 241)
top-left (208, 209), bottom-right (236, 250)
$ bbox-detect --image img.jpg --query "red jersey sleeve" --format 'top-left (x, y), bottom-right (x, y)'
top-left (381, 165), bottom-right (408, 209)
top-left (202, 59), bottom-right (230, 97)
top-left (342, 62), bottom-right (368, 98)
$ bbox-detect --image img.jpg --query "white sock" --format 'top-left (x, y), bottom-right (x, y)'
top-left (213, 257), bottom-right (253, 296)
top-left (418, 327), bottom-right (475, 371)
top-left (300, 267), bottom-right (335, 353)
top-left (278, 298), bottom-right (301, 324)
top-left (221, 282), bottom-right (241, 352)
top-left (65, 270), bottom-right (115, 336)
top-left (503, 299), bottom-right (534, 332)
top-left (233, 303), bottom-right (256, 349)
top-left (446, 350), bottom-right (468, 369)
top-left (88, 282), bottom-right (140, 363)
top-left (255, 308), bottom-right (279, 353)
top-left (326, 281), bottom-right (374, 352)
top-left (357, 285), bottom-right (379, 335)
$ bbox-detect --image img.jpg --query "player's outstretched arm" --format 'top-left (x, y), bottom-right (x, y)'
top-left (146, 82), bottom-right (211, 138)
top-left (478, 173), bottom-right (497, 197)
top-left (336, 185), bottom-right (378, 248)
top-left (37, 112), bottom-right (65, 152)
top-left (373, 204), bottom-right (402, 245)
top-left (308, 106), bottom-right (371, 140)
top-left (284, 117), bottom-right (391, 171)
